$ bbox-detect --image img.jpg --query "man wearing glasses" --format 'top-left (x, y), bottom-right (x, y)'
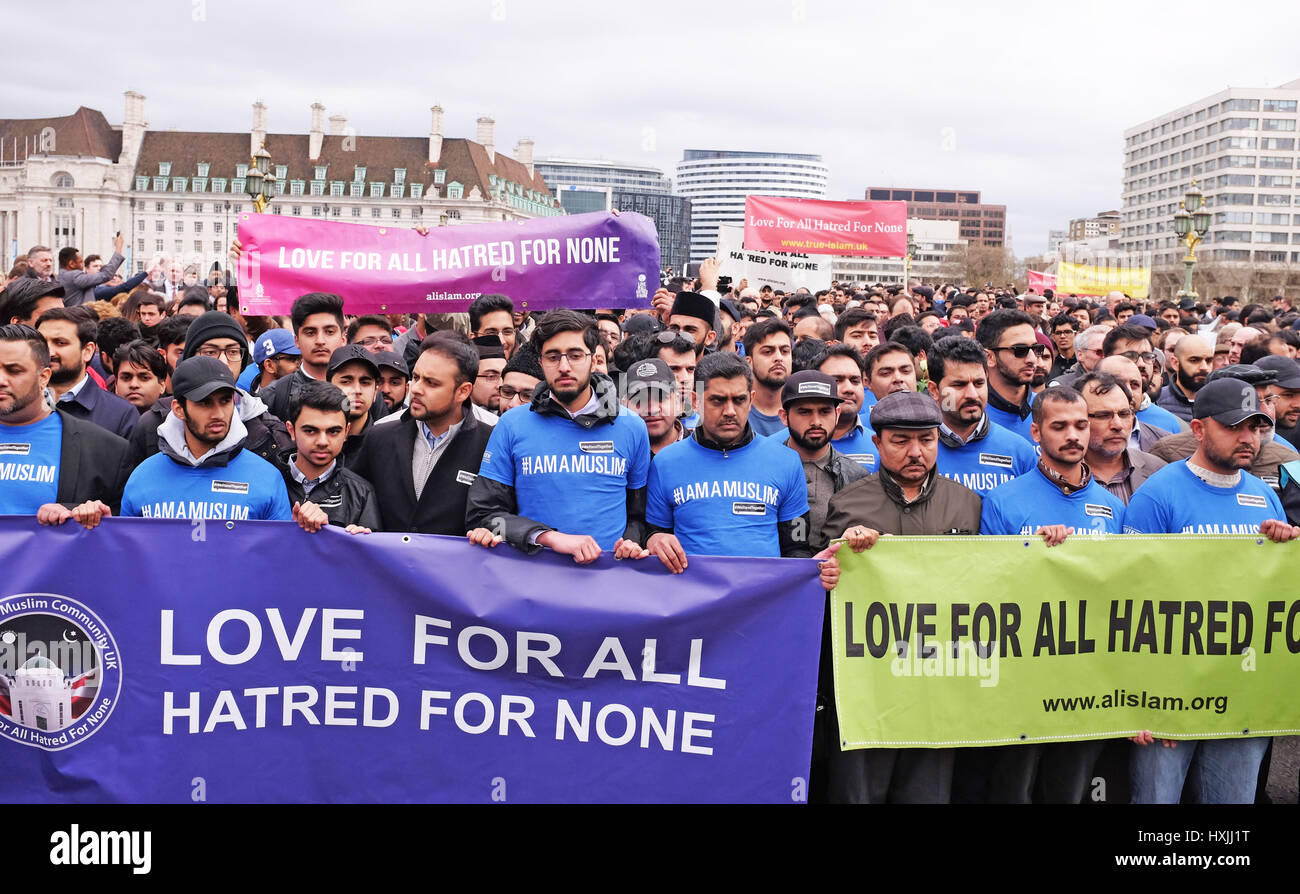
top-left (976, 309), bottom-right (1047, 445)
top-left (467, 309), bottom-right (651, 564)
top-left (1102, 324), bottom-right (1185, 434)
top-left (346, 315), bottom-right (395, 354)
top-left (1076, 372), bottom-right (1166, 504)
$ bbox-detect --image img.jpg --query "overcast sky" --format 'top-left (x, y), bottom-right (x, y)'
top-left (9, 0), bottom-right (1299, 254)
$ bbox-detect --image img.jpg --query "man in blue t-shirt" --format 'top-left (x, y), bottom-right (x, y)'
top-left (120, 356), bottom-right (291, 522)
top-left (742, 318), bottom-right (793, 437)
top-left (642, 353), bottom-right (840, 589)
top-left (1123, 375), bottom-right (1300, 805)
top-left (927, 335), bottom-right (1036, 497)
top-left (975, 309), bottom-right (1043, 445)
top-left (977, 385), bottom-right (1125, 806)
top-left (467, 309), bottom-right (651, 563)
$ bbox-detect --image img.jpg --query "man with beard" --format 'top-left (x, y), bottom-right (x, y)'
top-left (621, 358), bottom-right (684, 457)
top-left (470, 335), bottom-right (506, 422)
top-left (239, 328), bottom-right (302, 396)
top-left (0, 324), bottom-right (132, 524)
top-left (666, 291), bottom-right (717, 354)
top-left (777, 369), bottom-right (868, 552)
top-left (642, 353), bottom-right (840, 583)
top-left (818, 391), bottom-right (981, 804)
top-left (326, 345), bottom-right (379, 468)
top-left (469, 293), bottom-right (518, 359)
top-left (977, 386), bottom-right (1126, 805)
top-left (928, 335), bottom-right (1036, 498)
top-left (466, 309), bottom-right (651, 563)
top-left (1077, 372), bottom-right (1166, 503)
top-left (976, 309), bottom-right (1045, 445)
top-left (1125, 376), bottom-right (1297, 804)
top-left (113, 341), bottom-right (168, 414)
top-left (1258, 355), bottom-right (1300, 450)
top-left (743, 318), bottom-right (793, 437)
top-left (35, 307), bottom-right (137, 438)
top-left (1158, 334), bottom-right (1213, 423)
top-left (352, 333), bottom-right (491, 535)
top-left (498, 345), bottom-right (543, 414)
top-left (374, 350), bottom-right (410, 414)
top-left (1102, 324), bottom-right (1185, 434)
top-left (120, 357), bottom-right (291, 521)
top-left (1, 279), bottom-right (66, 326)
top-left (817, 344), bottom-right (879, 471)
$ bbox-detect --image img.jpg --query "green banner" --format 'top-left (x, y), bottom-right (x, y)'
top-left (831, 535), bottom-right (1300, 748)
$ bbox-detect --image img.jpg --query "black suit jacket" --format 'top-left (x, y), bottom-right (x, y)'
top-left (350, 404), bottom-right (491, 535)
top-left (53, 408), bottom-right (134, 513)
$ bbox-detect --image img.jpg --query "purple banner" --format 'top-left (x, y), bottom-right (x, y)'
top-left (235, 211), bottom-right (660, 315)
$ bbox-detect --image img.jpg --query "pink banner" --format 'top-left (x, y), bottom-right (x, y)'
top-left (1027, 270), bottom-right (1057, 293)
top-left (234, 211), bottom-right (660, 315)
top-left (743, 197), bottom-right (907, 257)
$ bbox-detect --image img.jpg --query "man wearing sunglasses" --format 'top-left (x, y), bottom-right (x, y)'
top-left (976, 309), bottom-right (1044, 445)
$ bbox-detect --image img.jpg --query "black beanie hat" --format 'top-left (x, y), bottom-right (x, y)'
top-left (669, 291), bottom-right (717, 329)
top-left (183, 311), bottom-right (250, 362)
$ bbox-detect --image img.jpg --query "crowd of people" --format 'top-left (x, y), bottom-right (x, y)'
top-left (3, 235), bottom-right (1299, 805)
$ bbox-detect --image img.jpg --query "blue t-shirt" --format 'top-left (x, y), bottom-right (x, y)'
top-left (767, 420), bottom-right (879, 472)
top-left (478, 403), bottom-right (651, 550)
top-left (1136, 401), bottom-right (1183, 435)
top-left (748, 407), bottom-right (785, 438)
top-left (121, 449), bottom-right (292, 521)
top-left (0, 413), bottom-right (62, 514)
top-left (936, 420), bottom-right (1038, 498)
top-left (1122, 461), bottom-right (1284, 534)
top-left (981, 466), bottom-right (1126, 536)
top-left (647, 433), bottom-right (809, 557)
top-left (984, 401), bottom-right (1036, 446)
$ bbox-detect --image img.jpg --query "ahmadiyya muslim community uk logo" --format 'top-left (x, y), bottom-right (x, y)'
top-left (0, 594), bottom-right (121, 750)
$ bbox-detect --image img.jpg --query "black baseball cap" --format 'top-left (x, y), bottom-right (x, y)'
top-left (371, 349), bottom-right (409, 378)
top-left (327, 344), bottom-right (379, 378)
top-left (171, 356), bottom-right (236, 401)
top-left (622, 314), bottom-right (662, 336)
top-left (625, 358), bottom-right (675, 396)
top-left (868, 391), bottom-right (942, 433)
top-left (780, 370), bottom-right (843, 409)
top-left (1254, 355), bottom-right (1300, 390)
top-left (1192, 377), bottom-right (1272, 427)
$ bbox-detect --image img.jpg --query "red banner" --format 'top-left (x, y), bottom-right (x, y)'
top-left (743, 197), bottom-right (907, 257)
top-left (1027, 270), bottom-right (1057, 293)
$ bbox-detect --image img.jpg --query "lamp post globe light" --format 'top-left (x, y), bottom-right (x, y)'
top-left (904, 231), bottom-right (917, 285)
top-left (246, 143), bottom-right (274, 214)
top-left (1174, 181), bottom-right (1210, 301)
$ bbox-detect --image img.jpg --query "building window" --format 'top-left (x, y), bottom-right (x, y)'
top-left (214, 222), bottom-right (223, 234)
top-left (194, 240), bottom-right (202, 253)
top-left (311, 206), bottom-right (322, 217)
top-left (369, 182), bottom-right (383, 197)
top-left (195, 221), bottom-right (204, 233)
top-left (394, 168), bottom-right (406, 185)
top-left (331, 206), bottom-right (341, 217)
top-left (1262, 99), bottom-right (1297, 113)
top-left (310, 181), bottom-right (324, 196)
top-left (175, 221), bottom-right (184, 233)
top-left (1259, 175), bottom-right (1293, 188)
top-left (275, 180), bottom-right (286, 196)
top-left (371, 207), bottom-right (381, 218)
top-left (155, 220), bottom-right (164, 233)
top-left (352, 207), bottom-right (361, 218)
top-left (152, 177), bottom-right (168, 191)
top-left (136, 176), bottom-right (149, 191)
top-left (236, 164), bottom-right (248, 178)
top-left (349, 182), bottom-right (363, 198)
top-left (174, 240), bottom-right (182, 253)
top-left (411, 207), bottom-right (422, 218)
top-left (315, 166), bottom-right (327, 181)
top-left (197, 162), bottom-right (210, 177)
top-left (447, 182), bottom-right (463, 199)
top-left (155, 239), bottom-right (164, 252)
top-left (290, 180), bottom-right (305, 196)
top-left (1224, 98), bottom-right (1259, 112)
top-left (1262, 119), bottom-right (1297, 131)
top-left (212, 178), bottom-right (227, 193)
top-left (275, 165), bottom-right (288, 180)
top-left (410, 183), bottom-right (423, 199)
top-left (213, 241), bottom-right (222, 253)
top-left (194, 203), bottom-right (204, 214)
top-left (159, 162), bottom-right (171, 176)
top-left (136, 219), bottom-right (145, 232)
top-left (354, 166), bottom-right (367, 182)
top-left (391, 184), bottom-right (404, 199)
top-left (392, 208), bottom-right (401, 218)
top-left (193, 178), bottom-right (207, 192)
top-left (1261, 156), bottom-right (1294, 169)
top-left (232, 178), bottom-right (245, 194)
top-left (434, 169), bottom-right (446, 185)
top-left (137, 238), bottom-right (145, 252)
top-left (330, 181), bottom-right (344, 197)
top-left (291, 206), bottom-right (302, 216)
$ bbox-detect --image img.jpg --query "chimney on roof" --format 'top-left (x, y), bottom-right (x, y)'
top-left (515, 139), bottom-right (534, 178)
top-left (251, 101), bottom-right (268, 157)
top-left (477, 116), bottom-right (495, 164)
top-left (309, 102), bottom-right (325, 160)
top-left (120, 91), bottom-right (147, 167)
top-left (328, 114), bottom-right (347, 136)
top-left (429, 105), bottom-right (444, 166)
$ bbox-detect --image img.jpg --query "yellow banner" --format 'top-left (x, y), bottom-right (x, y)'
top-left (1057, 261), bottom-right (1150, 300)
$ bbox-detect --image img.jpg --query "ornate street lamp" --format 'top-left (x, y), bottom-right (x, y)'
top-left (1174, 180), bottom-right (1210, 301)
top-left (246, 143), bottom-right (274, 214)
top-left (904, 232), bottom-right (917, 286)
